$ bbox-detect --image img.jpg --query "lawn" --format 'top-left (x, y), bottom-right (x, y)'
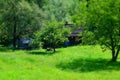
top-left (0, 45), bottom-right (120, 80)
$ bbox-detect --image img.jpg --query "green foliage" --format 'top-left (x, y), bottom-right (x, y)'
top-left (35, 20), bottom-right (70, 51)
top-left (84, 0), bottom-right (120, 61)
top-left (43, 0), bottom-right (74, 22)
top-left (0, 0), bottom-right (45, 46)
top-left (26, 0), bottom-right (48, 7)
top-left (70, 0), bottom-right (87, 27)
top-left (69, 0), bottom-right (120, 61)
top-left (0, 0), bottom-right (77, 47)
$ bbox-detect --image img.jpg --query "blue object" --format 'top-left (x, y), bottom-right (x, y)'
top-left (18, 38), bottom-right (31, 49)
top-left (65, 40), bottom-right (69, 46)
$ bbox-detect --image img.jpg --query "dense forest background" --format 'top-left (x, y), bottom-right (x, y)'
top-left (1, 0), bottom-right (120, 61)
top-left (0, 0), bottom-right (81, 47)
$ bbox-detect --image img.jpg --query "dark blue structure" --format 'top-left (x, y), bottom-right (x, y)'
top-left (18, 38), bottom-right (32, 49)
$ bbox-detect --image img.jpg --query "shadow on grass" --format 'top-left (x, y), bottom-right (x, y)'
top-left (0, 46), bottom-right (12, 52)
top-left (27, 49), bottom-right (62, 55)
top-left (56, 58), bottom-right (120, 72)
top-left (27, 51), bottom-right (55, 55)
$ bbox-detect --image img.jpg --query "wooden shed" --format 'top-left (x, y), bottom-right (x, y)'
top-left (65, 22), bottom-right (83, 45)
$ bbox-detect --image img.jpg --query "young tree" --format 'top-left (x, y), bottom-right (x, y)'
top-left (36, 20), bottom-right (70, 53)
top-left (84, 0), bottom-right (120, 62)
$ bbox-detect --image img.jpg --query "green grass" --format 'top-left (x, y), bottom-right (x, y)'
top-left (0, 45), bottom-right (120, 80)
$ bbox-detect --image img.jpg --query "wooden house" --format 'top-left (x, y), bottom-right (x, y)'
top-left (65, 22), bottom-right (82, 45)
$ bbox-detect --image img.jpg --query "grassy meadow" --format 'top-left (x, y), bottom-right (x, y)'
top-left (0, 45), bottom-right (120, 80)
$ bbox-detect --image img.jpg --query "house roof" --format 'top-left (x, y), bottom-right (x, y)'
top-left (65, 22), bottom-right (83, 37)
top-left (70, 28), bottom-right (83, 37)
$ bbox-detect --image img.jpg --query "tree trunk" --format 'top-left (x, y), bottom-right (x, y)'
top-left (110, 36), bottom-right (117, 62)
top-left (111, 56), bottom-right (117, 62)
top-left (111, 47), bottom-right (120, 62)
top-left (111, 49), bottom-right (116, 61)
top-left (53, 43), bottom-right (56, 53)
top-left (13, 17), bottom-right (17, 50)
top-left (53, 47), bottom-right (56, 53)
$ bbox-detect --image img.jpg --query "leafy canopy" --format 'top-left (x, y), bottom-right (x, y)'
top-left (84, 0), bottom-right (120, 61)
top-left (35, 20), bottom-right (70, 52)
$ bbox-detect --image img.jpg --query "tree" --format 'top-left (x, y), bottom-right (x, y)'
top-left (36, 20), bottom-right (70, 52)
top-left (84, 0), bottom-right (120, 62)
top-left (0, 0), bottom-right (45, 48)
top-left (43, 0), bottom-right (73, 22)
